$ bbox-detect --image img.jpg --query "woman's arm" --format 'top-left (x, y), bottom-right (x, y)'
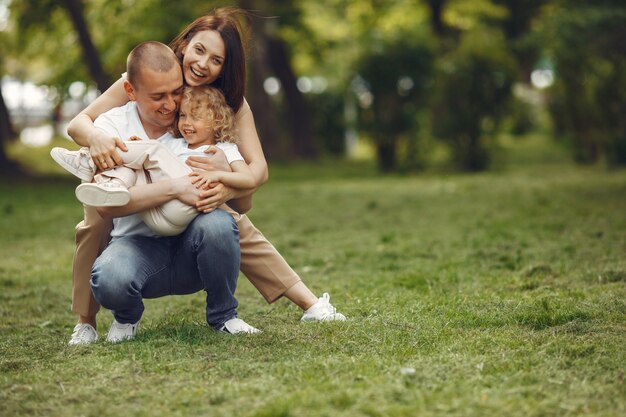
top-left (67, 77), bottom-right (131, 170)
top-left (190, 108), bottom-right (269, 213)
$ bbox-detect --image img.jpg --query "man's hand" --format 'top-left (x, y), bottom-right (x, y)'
top-left (87, 130), bottom-right (128, 171)
top-left (169, 176), bottom-right (204, 207)
top-left (185, 146), bottom-right (232, 172)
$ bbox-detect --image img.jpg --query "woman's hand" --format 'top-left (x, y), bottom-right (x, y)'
top-left (87, 130), bottom-right (128, 171)
top-left (185, 146), bottom-right (232, 172)
top-left (195, 182), bottom-right (236, 213)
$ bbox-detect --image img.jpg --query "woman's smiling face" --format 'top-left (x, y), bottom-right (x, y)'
top-left (182, 30), bottom-right (226, 87)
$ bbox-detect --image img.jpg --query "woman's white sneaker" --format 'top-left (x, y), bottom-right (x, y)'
top-left (106, 319), bottom-right (139, 343)
top-left (75, 182), bottom-right (130, 207)
top-left (68, 323), bottom-right (98, 346)
top-left (300, 293), bottom-right (346, 322)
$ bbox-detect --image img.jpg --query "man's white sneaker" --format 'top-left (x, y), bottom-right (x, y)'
top-left (219, 317), bottom-right (261, 334)
top-left (50, 147), bottom-right (96, 182)
top-left (106, 319), bottom-right (139, 343)
top-left (75, 182), bottom-right (130, 207)
top-left (300, 293), bottom-right (346, 322)
top-left (68, 323), bottom-right (98, 346)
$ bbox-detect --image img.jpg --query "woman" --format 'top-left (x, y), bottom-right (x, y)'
top-left (65, 7), bottom-right (344, 345)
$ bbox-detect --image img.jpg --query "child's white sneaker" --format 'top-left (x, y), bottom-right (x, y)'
top-left (75, 182), bottom-right (130, 207)
top-left (68, 323), bottom-right (98, 346)
top-left (300, 293), bottom-right (346, 322)
top-left (50, 147), bottom-right (96, 182)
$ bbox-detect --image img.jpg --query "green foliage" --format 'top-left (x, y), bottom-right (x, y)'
top-left (432, 29), bottom-right (517, 171)
top-left (541, 2), bottom-right (626, 165)
top-left (3, 0), bottom-right (626, 171)
top-left (356, 30), bottom-right (436, 171)
top-left (307, 91), bottom-right (346, 155)
top-left (6, 0), bottom-right (217, 91)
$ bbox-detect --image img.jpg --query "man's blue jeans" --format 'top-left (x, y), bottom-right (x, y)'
top-left (90, 209), bottom-right (240, 329)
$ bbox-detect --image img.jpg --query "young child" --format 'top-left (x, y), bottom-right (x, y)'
top-left (51, 85), bottom-right (255, 236)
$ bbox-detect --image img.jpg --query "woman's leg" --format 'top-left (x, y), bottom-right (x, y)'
top-left (233, 212), bottom-right (316, 309)
top-left (72, 205), bottom-right (112, 327)
top-left (230, 210), bottom-right (345, 320)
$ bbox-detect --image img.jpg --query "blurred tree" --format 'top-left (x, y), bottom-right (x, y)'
top-left (357, 35), bottom-right (436, 171)
top-left (9, 0), bottom-right (208, 92)
top-left (242, 7), bottom-right (289, 161)
top-left (239, 1), bottom-right (317, 159)
top-left (0, 79), bottom-right (19, 176)
top-left (432, 29), bottom-right (517, 171)
top-left (492, 0), bottom-right (547, 82)
top-left (297, 0), bottom-right (434, 169)
top-left (0, 9), bottom-right (20, 176)
top-left (11, 0), bottom-right (110, 91)
top-left (61, 0), bottom-right (110, 91)
top-left (541, 0), bottom-right (626, 165)
top-left (425, 0), bottom-right (448, 37)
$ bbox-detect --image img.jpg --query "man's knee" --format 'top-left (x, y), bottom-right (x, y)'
top-left (188, 209), bottom-right (239, 242)
top-left (91, 255), bottom-right (139, 308)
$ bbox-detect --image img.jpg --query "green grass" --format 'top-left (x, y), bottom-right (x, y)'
top-left (1, 135), bottom-right (625, 416)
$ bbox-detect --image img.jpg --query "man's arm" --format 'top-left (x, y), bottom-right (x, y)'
top-left (67, 77), bottom-right (130, 170)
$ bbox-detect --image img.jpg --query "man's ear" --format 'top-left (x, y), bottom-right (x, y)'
top-left (123, 80), bottom-right (136, 101)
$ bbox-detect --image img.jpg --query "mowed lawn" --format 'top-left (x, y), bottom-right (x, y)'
top-left (1, 137), bottom-right (625, 417)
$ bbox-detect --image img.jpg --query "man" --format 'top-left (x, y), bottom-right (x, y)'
top-left (87, 41), bottom-right (259, 342)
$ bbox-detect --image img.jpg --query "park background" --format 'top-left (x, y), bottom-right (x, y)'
top-left (1, 1), bottom-right (624, 416)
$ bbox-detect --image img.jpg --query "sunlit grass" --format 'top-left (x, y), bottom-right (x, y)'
top-left (1, 135), bottom-right (624, 416)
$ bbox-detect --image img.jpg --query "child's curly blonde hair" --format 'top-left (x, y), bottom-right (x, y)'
top-left (172, 85), bottom-right (237, 143)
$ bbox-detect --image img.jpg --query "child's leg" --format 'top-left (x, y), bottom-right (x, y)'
top-left (76, 142), bottom-right (189, 213)
top-left (121, 141), bottom-right (192, 179)
top-left (94, 167), bottom-right (137, 188)
top-left (120, 141), bottom-right (198, 236)
top-left (140, 200), bottom-right (199, 236)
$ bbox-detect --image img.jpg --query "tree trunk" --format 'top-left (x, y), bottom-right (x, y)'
top-left (266, 36), bottom-right (317, 159)
top-left (61, 0), bottom-right (111, 92)
top-left (247, 49), bottom-right (289, 161)
top-left (426, 0), bottom-right (446, 38)
top-left (0, 82), bottom-right (15, 141)
top-left (0, 83), bottom-right (24, 177)
top-left (238, 0), bottom-right (289, 160)
top-left (376, 139), bottom-right (397, 172)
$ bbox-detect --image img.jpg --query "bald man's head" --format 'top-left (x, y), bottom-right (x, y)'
top-left (127, 41), bottom-right (180, 89)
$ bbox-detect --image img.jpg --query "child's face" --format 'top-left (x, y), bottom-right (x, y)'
top-left (178, 101), bottom-right (214, 148)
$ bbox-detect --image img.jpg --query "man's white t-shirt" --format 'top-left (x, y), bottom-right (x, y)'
top-left (95, 102), bottom-right (168, 238)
